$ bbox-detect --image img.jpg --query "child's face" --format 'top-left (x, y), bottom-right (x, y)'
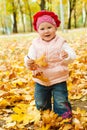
top-left (37, 22), bottom-right (57, 42)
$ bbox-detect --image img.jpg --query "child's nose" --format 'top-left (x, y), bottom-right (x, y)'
top-left (44, 29), bottom-right (49, 33)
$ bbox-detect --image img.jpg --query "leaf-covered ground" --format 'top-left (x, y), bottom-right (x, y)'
top-left (0, 28), bottom-right (87, 130)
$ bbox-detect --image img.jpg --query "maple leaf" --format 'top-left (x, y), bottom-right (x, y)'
top-left (39, 124), bottom-right (50, 130)
top-left (33, 72), bottom-right (49, 82)
top-left (62, 124), bottom-right (72, 130)
top-left (5, 122), bottom-right (16, 129)
top-left (11, 103), bottom-right (41, 125)
top-left (9, 71), bottom-right (16, 79)
top-left (12, 78), bottom-right (27, 87)
top-left (35, 55), bottom-right (48, 67)
top-left (11, 113), bottom-right (25, 122)
top-left (0, 99), bottom-right (10, 108)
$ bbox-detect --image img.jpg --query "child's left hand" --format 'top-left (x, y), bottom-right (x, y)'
top-left (61, 50), bottom-right (68, 59)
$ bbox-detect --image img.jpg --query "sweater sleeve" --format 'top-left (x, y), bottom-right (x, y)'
top-left (24, 44), bottom-right (36, 68)
top-left (61, 42), bottom-right (76, 64)
top-left (27, 44), bottom-right (36, 59)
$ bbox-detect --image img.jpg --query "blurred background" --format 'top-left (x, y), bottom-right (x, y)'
top-left (0, 0), bottom-right (87, 34)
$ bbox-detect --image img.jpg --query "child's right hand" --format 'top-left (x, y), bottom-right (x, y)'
top-left (26, 58), bottom-right (38, 70)
top-left (60, 50), bottom-right (68, 59)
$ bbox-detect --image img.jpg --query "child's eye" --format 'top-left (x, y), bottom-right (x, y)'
top-left (40, 28), bottom-right (44, 30)
top-left (48, 26), bottom-right (51, 29)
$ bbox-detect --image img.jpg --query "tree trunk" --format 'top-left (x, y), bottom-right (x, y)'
top-left (27, 0), bottom-right (33, 32)
top-left (60, 0), bottom-right (65, 31)
top-left (13, 12), bottom-right (17, 33)
top-left (68, 14), bottom-right (71, 29)
top-left (86, 5), bottom-right (87, 26)
top-left (68, 0), bottom-right (72, 29)
top-left (74, 8), bottom-right (76, 28)
top-left (18, 0), bottom-right (25, 32)
top-left (82, 2), bottom-right (86, 27)
top-left (74, 0), bottom-right (76, 28)
top-left (12, 1), bottom-right (17, 33)
top-left (67, 0), bottom-right (76, 29)
top-left (40, 0), bottom-right (45, 10)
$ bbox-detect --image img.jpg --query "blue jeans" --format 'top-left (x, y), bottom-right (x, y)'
top-left (34, 82), bottom-right (72, 118)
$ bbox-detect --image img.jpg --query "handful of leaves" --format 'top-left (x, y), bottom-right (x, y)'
top-left (33, 72), bottom-right (49, 82)
top-left (27, 54), bottom-right (48, 70)
top-left (33, 55), bottom-right (49, 82)
top-left (35, 54), bottom-right (48, 67)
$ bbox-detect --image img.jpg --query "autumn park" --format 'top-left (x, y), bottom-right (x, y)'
top-left (0, 0), bottom-right (87, 130)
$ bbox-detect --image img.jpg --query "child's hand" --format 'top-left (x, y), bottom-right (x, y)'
top-left (27, 59), bottom-right (38, 70)
top-left (61, 50), bottom-right (68, 59)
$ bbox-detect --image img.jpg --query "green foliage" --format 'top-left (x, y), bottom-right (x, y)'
top-left (0, 0), bottom-right (87, 33)
top-left (23, 0), bottom-right (40, 15)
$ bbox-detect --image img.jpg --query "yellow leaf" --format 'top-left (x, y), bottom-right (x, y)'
top-left (72, 118), bottom-right (80, 124)
top-left (0, 99), bottom-right (10, 108)
top-left (13, 107), bottom-right (22, 114)
top-left (70, 93), bottom-right (82, 100)
top-left (74, 123), bottom-right (83, 130)
top-left (13, 103), bottom-right (28, 114)
top-left (9, 71), bottom-right (16, 79)
top-left (39, 124), bottom-right (50, 130)
top-left (62, 124), bottom-right (72, 130)
top-left (27, 107), bottom-right (41, 124)
top-left (76, 107), bottom-right (86, 116)
top-left (6, 122), bottom-right (16, 128)
top-left (12, 78), bottom-right (27, 87)
top-left (34, 74), bottom-right (49, 82)
top-left (60, 118), bottom-right (71, 125)
top-left (11, 104), bottom-right (29, 123)
top-left (11, 114), bottom-right (24, 122)
top-left (33, 72), bottom-right (49, 82)
top-left (11, 104), bottom-right (41, 124)
top-left (8, 95), bottom-right (24, 104)
top-left (35, 55), bottom-right (48, 67)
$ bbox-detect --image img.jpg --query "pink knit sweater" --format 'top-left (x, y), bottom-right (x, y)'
top-left (24, 35), bottom-right (76, 86)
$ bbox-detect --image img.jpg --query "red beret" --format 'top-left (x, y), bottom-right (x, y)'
top-left (33, 10), bottom-right (61, 31)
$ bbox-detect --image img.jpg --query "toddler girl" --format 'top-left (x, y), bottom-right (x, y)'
top-left (24, 10), bottom-right (76, 121)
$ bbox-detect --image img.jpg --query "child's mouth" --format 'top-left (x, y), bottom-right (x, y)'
top-left (45, 35), bottom-right (50, 37)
